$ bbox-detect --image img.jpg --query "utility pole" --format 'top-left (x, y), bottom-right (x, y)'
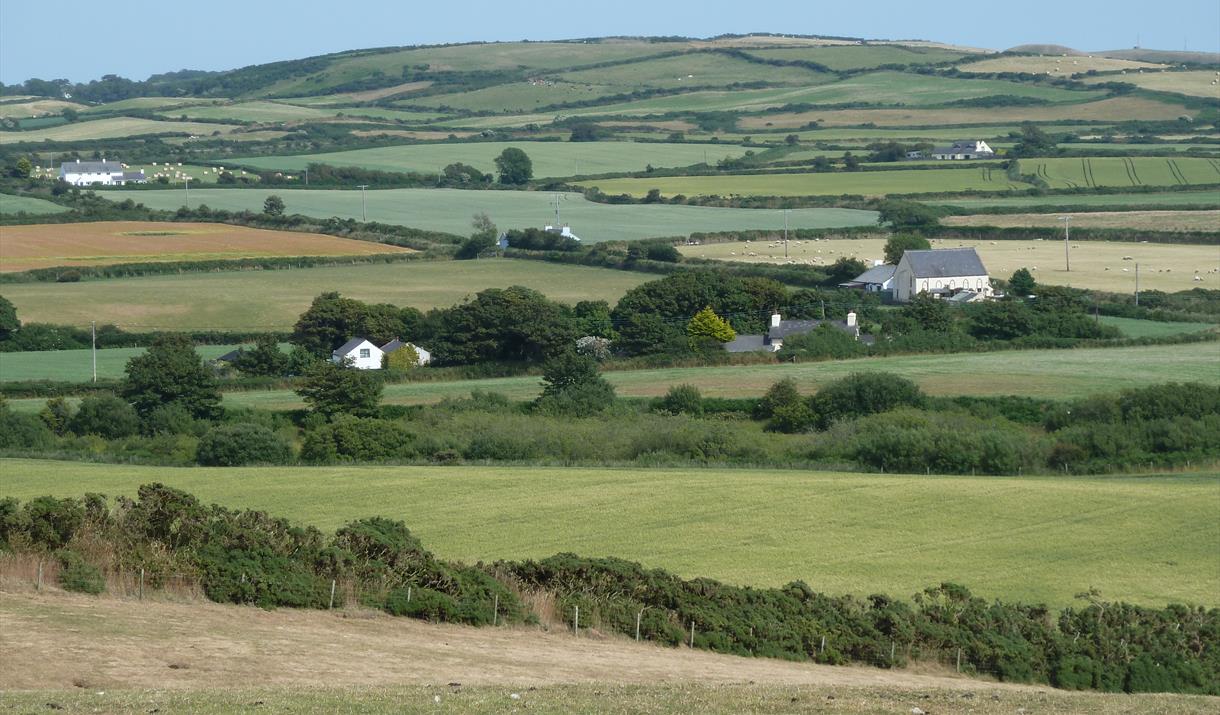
top-left (1135, 263), bottom-right (1141, 306)
top-left (304, 167), bottom-right (309, 186)
top-left (357, 184), bottom-right (368, 222)
top-left (184, 177), bottom-right (190, 209)
top-left (1058, 215), bottom-right (1071, 272)
top-left (91, 321), bottom-right (96, 383)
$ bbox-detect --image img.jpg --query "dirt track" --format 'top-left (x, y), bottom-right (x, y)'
top-left (1, 589), bottom-right (1020, 693)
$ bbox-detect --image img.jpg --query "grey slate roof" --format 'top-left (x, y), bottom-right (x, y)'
top-left (332, 337), bottom-right (372, 356)
top-left (903, 248), bottom-right (988, 279)
top-left (843, 264), bottom-right (895, 286)
top-left (121, 171), bottom-right (146, 182)
top-left (60, 161), bottom-right (123, 173)
top-left (724, 335), bottom-right (767, 353)
top-left (768, 319), bottom-right (821, 340)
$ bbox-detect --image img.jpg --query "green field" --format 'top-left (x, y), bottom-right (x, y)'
top-left (1098, 316), bottom-right (1219, 338)
top-left (0, 117), bottom-right (239, 144)
top-left (234, 141), bottom-right (750, 178)
top-left (158, 100), bottom-right (351, 123)
top-left (1021, 157), bottom-right (1220, 189)
top-left (0, 194), bottom-right (68, 214)
top-left (0, 344), bottom-right (252, 383)
top-left (5, 458), bottom-right (1216, 608)
top-left (929, 189), bottom-right (1220, 209)
top-left (105, 187), bottom-right (879, 241)
top-left (0, 260), bottom-right (653, 331)
top-left (580, 166), bottom-right (1029, 197)
top-left (558, 52), bottom-right (831, 89)
top-left (744, 45), bottom-right (976, 70)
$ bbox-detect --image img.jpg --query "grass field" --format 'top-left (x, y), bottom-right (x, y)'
top-left (276, 80), bottom-right (433, 105)
top-left (940, 209), bottom-right (1220, 232)
top-left (0, 260), bottom-right (652, 330)
top-left (79, 97), bottom-right (229, 113)
top-left (0, 344), bottom-right (250, 383)
top-left (233, 141), bottom-right (751, 178)
top-left (557, 51), bottom-right (831, 89)
top-left (957, 55), bottom-right (1164, 75)
top-left (0, 117), bottom-right (239, 144)
top-left (106, 187), bottom-right (879, 241)
top-left (929, 189), bottom-right (1220, 210)
top-left (1082, 69), bottom-right (1220, 98)
top-left (1096, 315), bottom-right (1218, 338)
top-left (681, 236), bottom-right (1220, 292)
top-left (734, 96), bottom-right (1189, 129)
top-left (0, 98), bottom-right (84, 118)
top-left (743, 45), bottom-right (974, 70)
top-left (157, 100), bottom-right (351, 123)
top-left (0, 221), bottom-right (412, 272)
top-left (1020, 157), bottom-right (1220, 189)
top-left (5, 459), bottom-right (1217, 608)
top-left (579, 166), bottom-right (1031, 197)
top-left (0, 194), bottom-right (68, 215)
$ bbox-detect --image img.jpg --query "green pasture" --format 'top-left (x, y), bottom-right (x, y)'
top-left (395, 83), bottom-right (631, 113)
top-left (743, 45), bottom-right (977, 70)
top-left (928, 189), bottom-right (1220, 210)
top-left (0, 260), bottom-right (653, 331)
top-left (579, 166), bottom-right (1030, 197)
top-left (0, 194), bottom-right (68, 215)
top-left (1098, 316), bottom-right (1218, 339)
top-left (158, 101), bottom-right (346, 123)
top-left (105, 187), bottom-right (879, 241)
top-left (0, 117), bottom-right (240, 144)
top-left (0, 344), bottom-right (250, 383)
top-left (234, 141), bottom-right (749, 178)
top-left (556, 52), bottom-right (831, 89)
top-left (1020, 157), bottom-right (1220, 189)
top-left (80, 97), bottom-right (228, 114)
top-left (5, 458), bottom-right (1217, 608)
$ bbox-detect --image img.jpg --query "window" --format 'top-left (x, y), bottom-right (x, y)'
top-left (359, 348), bottom-right (370, 358)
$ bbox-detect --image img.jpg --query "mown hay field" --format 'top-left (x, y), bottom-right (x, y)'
top-left (1082, 69), bottom-right (1220, 98)
top-left (579, 166), bottom-right (1030, 197)
top-left (107, 187), bottom-right (879, 241)
top-left (0, 221), bottom-right (413, 272)
top-left (929, 189), bottom-right (1220, 210)
top-left (0, 117), bottom-right (240, 144)
top-left (5, 459), bottom-right (1217, 608)
top-left (234, 141), bottom-right (751, 178)
top-left (941, 209), bottom-right (1220, 231)
top-left (1020, 156), bottom-right (1220, 189)
top-left (681, 235), bottom-right (1220, 292)
top-left (0, 98), bottom-right (85, 118)
top-left (0, 259), bottom-right (652, 330)
top-left (743, 44), bottom-right (975, 70)
top-left (957, 55), bottom-right (1164, 75)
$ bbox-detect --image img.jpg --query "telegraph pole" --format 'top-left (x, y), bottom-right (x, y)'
top-left (91, 321), bottom-right (96, 383)
top-left (1058, 215), bottom-right (1071, 272)
top-left (1135, 263), bottom-right (1141, 306)
top-left (304, 167), bottom-right (309, 187)
top-left (184, 177), bottom-right (190, 209)
top-left (783, 209), bottom-right (790, 259)
top-left (357, 184), bottom-right (369, 222)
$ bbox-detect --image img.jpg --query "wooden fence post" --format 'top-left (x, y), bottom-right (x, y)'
top-left (689, 621), bottom-right (695, 648)
top-left (36, 559), bottom-right (43, 591)
top-left (329, 579), bottom-right (336, 610)
top-left (139, 568), bottom-right (145, 600)
top-left (493, 595), bottom-right (499, 626)
top-left (956, 647), bottom-right (962, 673)
top-left (574, 606), bottom-right (579, 636)
top-left (635, 610), bottom-right (643, 642)
top-left (820, 635), bottom-right (825, 653)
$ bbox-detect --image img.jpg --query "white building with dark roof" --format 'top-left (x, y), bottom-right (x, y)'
top-left (840, 263), bottom-right (896, 293)
top-left (893, 248), bottom-right (993, 303)
top-left (331, 337), bottom-right (384, 370)
top-left (59, 159), bottom-right (145, 186)
top-left (930, 140), bottom-right (995, 160)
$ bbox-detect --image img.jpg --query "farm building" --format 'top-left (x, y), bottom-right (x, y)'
top-left (724, 311), bottom-right (869, 353)
top-left (841, 263), bottom-right (896, 293)
top-left (930, 140), bottom-right (995, 160)
top-left (544, 224), bottom-right (581, 242)
top-left (382, 339), bottom-right (432, 366)
top-left (58, 159), bottom-right (146, 186)
top-left (893, 248), bottom-right (993, 303)
top-left (331, 338), bottom-right (384, 370)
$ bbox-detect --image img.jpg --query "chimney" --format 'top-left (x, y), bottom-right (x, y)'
top-left (770, 312), bottom-right (782, 328)
top-left (846, 312), bottom-right (857, 328)
top-left (873, 259), bottom-right (883, 266)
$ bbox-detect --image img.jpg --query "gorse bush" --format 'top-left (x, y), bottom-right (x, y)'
top-left (195, 423), bottom-right (293, 466)
top-left (57, 549), bottom-right (105, 594)
top-left (69, 394), bottom-right (140, 439)
top-left (300, 416), bottom-right (419, 462)
top-left (653, 384), bottom-right (704, 416)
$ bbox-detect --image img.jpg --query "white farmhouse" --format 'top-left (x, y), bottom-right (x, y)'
top-left (544, 224), bottom-right (581, 242)
top-left (59, 159), bottom-right (146, 186)
top-left (930, 140), bottom-right (995, 161)
top-left (893, 248), bottom-right (993, 303)
top-left (331, 338), bottom-right (384, 370)
top-left (840, 262), bottom-right (896, 293)
top-left (381, 339), bottom-right (432, 366)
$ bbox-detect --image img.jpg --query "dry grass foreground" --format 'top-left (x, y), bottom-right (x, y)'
top-left (0, 221), bottom-right (413, 271)
top-left (680, 235), bottom-right (1220, 292)
top-left (2, 590), bottom-right (1216, 714)
top-left (941, 210), bottom-right (1220, 233)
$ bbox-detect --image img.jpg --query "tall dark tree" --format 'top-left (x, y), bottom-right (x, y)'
top-left (296, 359), bottom-right (383, 419)
top-left (877, 200), bottom-right (941, 230)
top-left (121, 334), bottom-right (221, 420)
top-left (883, 234), bottom-right (932, 264)
top-left (232, 335), bottom-right (289, 377)
top-left (900, 292), bottom-right (953, 333)
top-left (263, 194), bottom-right (285, 216)
top-left (292, 292), bottom-right (368, 357)
top-left (0, 295), bottom-right (19, 340)
top-left (1010, 123), bottom-right (1057, 157)
top-left (426, 286), bottom-right (577, 365)
top-left (1009, 268), bottom-right (1037, 297)
top-left (455, 212), bottom-right (498, 259)
top-left (494, 147), bottom-right (533, 185)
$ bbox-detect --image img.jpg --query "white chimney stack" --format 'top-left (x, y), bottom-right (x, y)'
top-left (770, 312), bottom-right (782, 328)
top-left (846, 312), bottom-right (857, 327)
top-left (873, 259), bottom-right (883, 266)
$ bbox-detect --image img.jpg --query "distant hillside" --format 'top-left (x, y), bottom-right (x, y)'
top-left (1006, 44), bottom-right (1083, 56)
top-left (1007, 44), bottom-right (1219, 66)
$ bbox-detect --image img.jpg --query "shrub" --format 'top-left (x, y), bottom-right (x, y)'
top-left (69, 394), bottom-right (140, 438)
top-left (0, 406), bottom-right (55, 450)
top-left (383, 586), bottom-right (458, 621)
top-left (767, 401), bottom-right (818, 434)
top-left (813, 372), bottom-right (925, 428)
top-left (39, 397), bottom-right (74, 435)
top-left (195, 423), bottom-right (293, 466)
top-left (654, 384), bottom-right (704, 415)
top-left (754, 378), bottom-right (803, 420)
top-left (144, 403), bottom-right (199, 436)
top-left (300, 416), bottom-right (417, 462)
top-left (57, 549), bottom-right (104, 594)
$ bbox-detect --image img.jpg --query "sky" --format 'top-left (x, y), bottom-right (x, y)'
top-left (2, 0), bottom-right (1218, 84)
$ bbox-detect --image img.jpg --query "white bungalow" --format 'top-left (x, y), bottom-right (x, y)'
top-left (893, 248), bottom-right (993, 303)
top-left (331, 338), bottom-right (384, 370)
top-left (59, 159), bottom-right (145, 186)
top-left (381, 339), bottom-right (432, 366)
top-left (930, 140), bottom-right (995, 161)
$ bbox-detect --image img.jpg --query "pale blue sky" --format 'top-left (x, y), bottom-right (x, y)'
top-left (2, 0), bottom-right (1217, 84)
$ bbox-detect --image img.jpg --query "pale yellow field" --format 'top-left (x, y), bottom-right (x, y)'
top-left (942, 210), bottom-right (1220, 232)
top-left (0, 117), bottom-right (239, 144)
top-left (958, 55), bottom-right (1164, 75)
top-left (0, 99), bottom-right (86, 118)
top-left (680, 237), bottom-right (1220, 292)
top-left (1083, 70), bottom-right (1220, 99)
